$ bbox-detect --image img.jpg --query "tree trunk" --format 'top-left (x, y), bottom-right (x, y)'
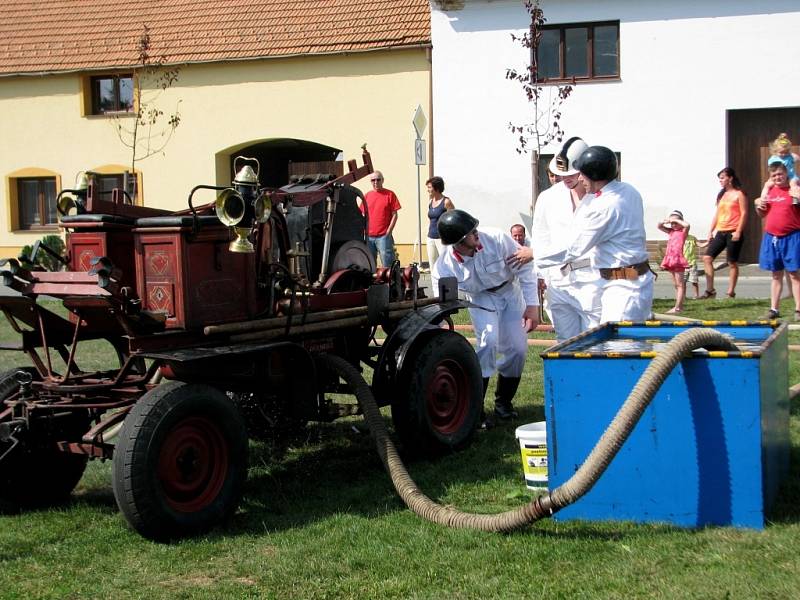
top-left (531, 149), bottom-right (540, 221)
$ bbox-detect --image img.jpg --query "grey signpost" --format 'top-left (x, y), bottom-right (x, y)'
top-left (413, 105), bottom-right (427, 264)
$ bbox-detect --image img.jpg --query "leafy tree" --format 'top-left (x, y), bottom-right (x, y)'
top-left (506, 0), bottom-right (574, 217)
top-left (114, 25), bottom-right (182, 175)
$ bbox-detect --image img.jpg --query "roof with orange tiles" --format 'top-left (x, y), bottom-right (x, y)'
top-left (0, 0), bottom-right (431, 76)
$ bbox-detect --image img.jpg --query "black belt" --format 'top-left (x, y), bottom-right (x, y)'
top-left (486, 280), bottom-right (510, 293)
top-left (599, 261), bottom-right (651, 281)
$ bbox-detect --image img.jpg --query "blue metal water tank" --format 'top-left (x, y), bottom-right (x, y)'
top-left (542, 321), bottom-right (789, 529)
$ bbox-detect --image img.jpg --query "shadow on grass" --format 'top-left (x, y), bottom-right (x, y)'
top-left (230, 414), bottom-right (534, 535)
top-left (769, 481), bottom-right (800, 524)
top-left (790, 392), bottom-right (800, 417)
top-left (252, 375), bottom-right (795, 539)
top-left (230, 399), bottom-right (776, 540)
top-left (69, 488), bottom-right (118, 510)
top-left (223, 383), bottom-right (800, 536)
top-left (507, 520), bottom-right (691, 541)
top-left (12, 396), bottom-right (797, 542)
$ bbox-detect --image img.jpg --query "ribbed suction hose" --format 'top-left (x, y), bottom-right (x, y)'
top-left (319, 327), bottom-right (738, 532)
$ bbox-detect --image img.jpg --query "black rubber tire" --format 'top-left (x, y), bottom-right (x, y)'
top-left (391, 331), bottom-right (482, 457)
top-left (0, 368), bottom-right (88, 510)
top-left (112, 381), bottom-right (248, 541)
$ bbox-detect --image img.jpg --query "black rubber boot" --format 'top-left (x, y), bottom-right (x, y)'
top-left (493, 376), bottom-right (521, 420)
top-left (480, 377), bottom-right (494, 430)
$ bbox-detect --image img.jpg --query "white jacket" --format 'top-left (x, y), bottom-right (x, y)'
top-left (432, 227), bottom-right (539, 307)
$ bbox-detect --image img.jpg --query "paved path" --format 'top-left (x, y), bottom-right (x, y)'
top-left (418, 263), bottom-right (773, 301)
top-left (653, 263), bottom-right (770, 300)
top-left (0, 263), bottom-right (774, 301)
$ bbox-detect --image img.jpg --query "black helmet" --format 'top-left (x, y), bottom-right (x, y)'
top-left (574, 146), bottom-right (618, 181)
top-left (438, 209), bottom-right (479, 245)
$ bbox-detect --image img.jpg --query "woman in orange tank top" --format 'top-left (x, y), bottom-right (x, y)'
top-left (701, 167), bottom-right (748, 299)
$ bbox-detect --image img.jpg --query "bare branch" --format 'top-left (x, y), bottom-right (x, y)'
top-left (506, 0), bottom-right (573, 155)
top-left (110, 24), bottom-right (182, 173)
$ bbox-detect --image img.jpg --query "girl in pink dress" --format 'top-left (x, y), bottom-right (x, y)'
top-left (658, 210), bottom-right (691, 313)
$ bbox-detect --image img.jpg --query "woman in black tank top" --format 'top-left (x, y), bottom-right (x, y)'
top-left (425, 176), bottom-right (455, 270)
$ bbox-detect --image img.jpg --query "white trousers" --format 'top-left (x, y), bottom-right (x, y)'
top-left (546, 281), bottom-right (602, 342)
top-left (599, 271), bottom-right (655, 323)
top-left (468, 285), bottom-right (528, 378)
top-left (426, 237), bottom-right (443, 267)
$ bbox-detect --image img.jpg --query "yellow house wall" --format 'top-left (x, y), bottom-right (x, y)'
top-left (0, 49), bottom-right (432, 264)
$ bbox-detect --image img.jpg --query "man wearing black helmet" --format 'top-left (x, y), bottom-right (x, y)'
top-left (431, 209), bottom-right (539, 422)
top-left (537, 146), bottom-right (654, 322)
top-left (530, 136), bottom-right (601, 341)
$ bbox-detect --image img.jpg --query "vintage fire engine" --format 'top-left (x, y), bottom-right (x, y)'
top-left (0, 147), bottom-right (482, 540)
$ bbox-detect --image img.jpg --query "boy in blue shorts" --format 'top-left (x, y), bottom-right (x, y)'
top-left (755, 162), bottom-right (800, 320)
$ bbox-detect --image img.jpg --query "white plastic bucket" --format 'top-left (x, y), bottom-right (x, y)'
top-left (515, 421), bottom-right (548, 489)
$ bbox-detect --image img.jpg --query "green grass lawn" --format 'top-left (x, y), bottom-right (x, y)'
top-left (0, 298), bottom-right (799, 599)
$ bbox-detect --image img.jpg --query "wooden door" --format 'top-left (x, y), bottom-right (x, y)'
top-left (727, 107), bottom-right (800, 262)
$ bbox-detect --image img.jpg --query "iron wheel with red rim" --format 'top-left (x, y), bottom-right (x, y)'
top-left (112, 381), bottom-right (248, 541)
top-left (391, 331), bottom-right (482, 458)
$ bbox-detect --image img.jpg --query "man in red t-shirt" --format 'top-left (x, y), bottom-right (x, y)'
top-left (362, 170), bottom-right (401, 266)
top-left (756, 162), bottom-right (800, 320)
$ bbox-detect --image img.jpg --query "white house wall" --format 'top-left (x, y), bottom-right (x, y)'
top-left (431, 0), bottom-right (800, 239)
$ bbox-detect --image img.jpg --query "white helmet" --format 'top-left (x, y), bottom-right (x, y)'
top-left (548, 136), bottom-right (589, 177)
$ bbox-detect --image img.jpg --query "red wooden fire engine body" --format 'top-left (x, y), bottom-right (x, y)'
top-left (0, 148), bottom-right (483, 540)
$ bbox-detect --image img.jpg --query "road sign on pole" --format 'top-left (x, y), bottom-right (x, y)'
top-left (413, 105), bottom-right (427, 140)
top-left (415, 139), bottom-right (426, 166)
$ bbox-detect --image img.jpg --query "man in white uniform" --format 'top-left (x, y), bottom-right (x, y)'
top-left (432, 210), bottom-right (539, 421)
top-left (531, 137), bottom-right (602, 341)
top-left (537, 146), bottom-right (654, 322)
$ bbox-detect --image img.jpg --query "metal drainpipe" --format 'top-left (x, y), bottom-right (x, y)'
top-left (427, 45), bottom-right (434, 178)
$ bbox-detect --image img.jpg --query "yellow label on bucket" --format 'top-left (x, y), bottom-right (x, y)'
top-left (521, 444), bottom-right (547, 478)
top-left (516, 422), bottom-right (548, 489)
